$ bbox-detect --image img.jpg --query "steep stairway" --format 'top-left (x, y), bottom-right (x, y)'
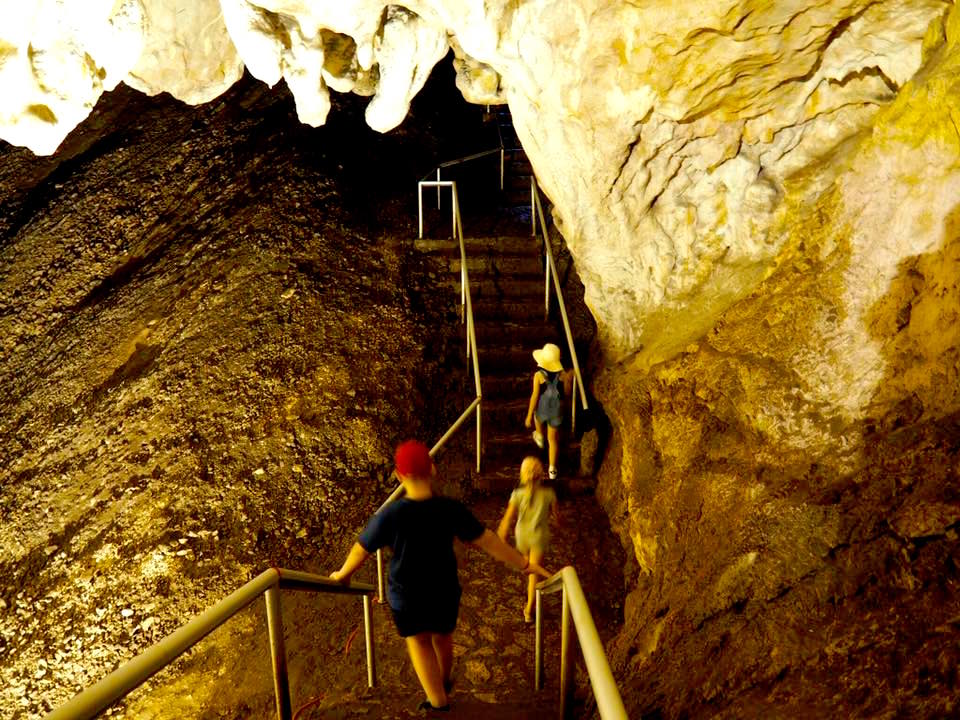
top-left (414, 234), bottom-right (581, 494)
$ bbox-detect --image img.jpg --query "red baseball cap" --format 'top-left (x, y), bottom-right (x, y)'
top-left (395, 440), bottom-right (433, 479)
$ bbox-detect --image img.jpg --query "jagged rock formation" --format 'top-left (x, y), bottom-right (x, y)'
top-left (4, 1), bottom-right (960, 717)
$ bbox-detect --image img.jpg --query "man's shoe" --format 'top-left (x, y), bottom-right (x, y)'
top-left (417, 700), bottom-right (451, 713)
top-left (532, 430), bottom-right (544, 449)
top-left (548, 466), bottom-right (558, 480)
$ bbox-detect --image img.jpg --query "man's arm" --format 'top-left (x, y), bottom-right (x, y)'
top-left (471, 529), bottom-right (550, 578)
top-left (329, 542), bottom-right (371, 583)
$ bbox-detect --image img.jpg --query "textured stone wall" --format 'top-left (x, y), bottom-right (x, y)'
top-left (4, 0), bottom-right (960, 716)
top-left (595, 6), bottom-right (960, 715)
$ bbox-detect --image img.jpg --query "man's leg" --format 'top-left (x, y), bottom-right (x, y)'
top-left (406, 634), bottom-right (448, 707)
top-left (432, 633), bottom-right (454, 689)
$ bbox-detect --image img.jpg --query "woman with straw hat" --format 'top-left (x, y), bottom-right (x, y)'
top-left (524, 342), bottom-right (571, 480)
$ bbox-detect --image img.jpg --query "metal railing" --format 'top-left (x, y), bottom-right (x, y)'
top-left (535, 566), bottom-right (628, 719)
top-left (382, 179), bottom-right (484, 604)
top-left (45, 569), bottom-right (376, 720)
top-left (415, 179), bottom-right (483, 474)
top-left (418, 147), bottom-right (504, 239)
top-left (531, 180), bottom-right (589, 432)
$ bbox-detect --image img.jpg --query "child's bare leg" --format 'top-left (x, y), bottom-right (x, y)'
top-left (525, 547), bottom-right (545, 617)
top-left (406, 634), bottom-right (448, 707)
top-left (432, 633), bottom-right (454, 687)
top-left (547, 426), bottom-right (560, 470)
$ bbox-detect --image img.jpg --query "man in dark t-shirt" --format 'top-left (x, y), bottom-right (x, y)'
top-left (331, 440), bottom-right (550, 713)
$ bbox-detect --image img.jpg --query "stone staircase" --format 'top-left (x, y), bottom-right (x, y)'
top-left (414, 234), bottom-right (583, 495)
top-left (295, 496), bottom-right (626, 719)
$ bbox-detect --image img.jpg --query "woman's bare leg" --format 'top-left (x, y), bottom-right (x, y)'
top-left (547, 425), bottom-right (560, 471)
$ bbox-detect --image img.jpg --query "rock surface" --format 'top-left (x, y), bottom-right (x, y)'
top-left (0, 72), bottom-right (472, 719)
top-left (595, 7), bottom-right (960, 717)
top-left (4, 1), bottom-right (960, 718)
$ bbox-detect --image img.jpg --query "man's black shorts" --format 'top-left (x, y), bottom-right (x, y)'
top-left (390, 597), bottom-right (460, 637)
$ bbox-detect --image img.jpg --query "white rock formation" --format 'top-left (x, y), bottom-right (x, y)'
top-left (1, 0), bottom-right (957, 425)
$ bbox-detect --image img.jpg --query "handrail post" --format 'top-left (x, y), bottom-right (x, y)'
top-left (534, 187), bottom-right (588, 411)
top-left (265, 587), bottom-right (293, 720)
top-left (544, 244), bottom-right (551, 321)
top-left (418, 184), bottom-right (424, 239)
top-left (571, 377), bottom-right (577, 436)
top-left (530, 176), bottom-right (536, 236)
top-left (559, 584), bottom-right (573, 719)
top-left (535, 588), bottom-right (544, 690)
top-left (500, 146), bottom-right (505, 191)
top-left (476, 401), bottom-right (482, 474)
top-left (436, 168), bottom-right (441, 210)
top-left (363, 595), bottom-right (376, 688)
top-left (376, 550), bottom-right (385, 604)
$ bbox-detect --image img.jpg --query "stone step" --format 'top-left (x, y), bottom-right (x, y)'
top-left (479, 373), bottom-right (532, 399)
top-left (430, 255), bottom-right (544, 277)
top-left (448, 278), bottom-right (546, 299)
top-left (475, 345), bottom-right (551, 371)
top-left (473, 319), bottom-right (557, 346)
top-left (480, 398), bottom-right (530, 428)
top-left (471, 299), bottom-right (548, 322)
top-left (505, 172), bottom-right (534, 190)
top-left (415, 236), bottom-right (541, 256)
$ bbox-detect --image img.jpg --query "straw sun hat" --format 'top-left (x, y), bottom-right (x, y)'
top-left (533, 343), bottom-right (563, 372)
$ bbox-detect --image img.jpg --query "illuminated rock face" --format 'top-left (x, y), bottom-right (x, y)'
top-left (593, 8), bottom-right (960, 715)
top-left (0, 1), bottom-right (952, 361)
top-left (4, 1), bottom-right (960, 715)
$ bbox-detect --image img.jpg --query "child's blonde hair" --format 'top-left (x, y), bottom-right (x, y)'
top-left (519, 456), bottom-right (545, 497)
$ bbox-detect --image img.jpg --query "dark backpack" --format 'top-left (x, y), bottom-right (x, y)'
top-left (537, 370), bottom-right (563, 418)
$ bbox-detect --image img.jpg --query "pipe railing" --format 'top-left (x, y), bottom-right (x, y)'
top-left (531, 181), bottom-right (588, 432)
top-left (381, 180), bottom-right (483, 604)
top-left (535, 566), bottom-right (628, 719)
top-left (45, 569), bottom-right (376, 720)
top-left (418, 147), bottom-right (504, 239)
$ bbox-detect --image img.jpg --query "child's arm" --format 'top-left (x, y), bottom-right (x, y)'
top-left (524, 373), bottom-right (541, 428)
top-left (329, 542), bottom-right (370, 583)
top-left (471, 529), bottom-right (551, 578)
top-left (497, 502), bottom-right (518, 541)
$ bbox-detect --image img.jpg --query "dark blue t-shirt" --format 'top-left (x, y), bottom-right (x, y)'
top-left (358, 496), bottom-right (485, 611)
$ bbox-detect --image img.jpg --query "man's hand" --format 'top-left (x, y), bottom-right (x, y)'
top-left (328, 569), bottom-right (350, 584)
top-left (524, 416), bottom-right (532, 429)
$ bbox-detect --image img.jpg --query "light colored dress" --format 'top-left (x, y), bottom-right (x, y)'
top-left (511, 486), bottom-right (557, 554)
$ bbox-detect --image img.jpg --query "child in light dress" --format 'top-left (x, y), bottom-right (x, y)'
top-left (497, 456), bottom-right (560, 623)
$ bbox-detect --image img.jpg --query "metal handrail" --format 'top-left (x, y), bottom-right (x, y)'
top-left (535, 566), bottom-right (628, 719)
top-left (380, 180), bottom-right (484, 604)
top-left (45, 569), bottom-right (376, 720)
top-left (418, 146), bottom-right (505, 238)
top-left (531, 181), bottom-right (588, 433)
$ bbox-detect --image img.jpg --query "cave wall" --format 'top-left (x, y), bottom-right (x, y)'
top-left (594, 8), bottom-right (960, 717)
top-left (4, 0), bottom-right (960, 717)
